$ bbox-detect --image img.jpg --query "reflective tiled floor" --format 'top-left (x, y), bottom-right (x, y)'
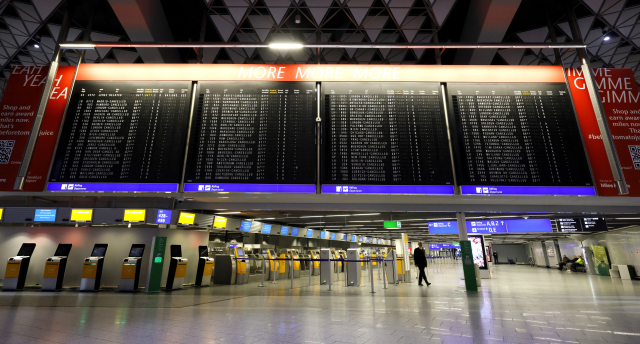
top-left (0, 263), bottom-right (639, 344)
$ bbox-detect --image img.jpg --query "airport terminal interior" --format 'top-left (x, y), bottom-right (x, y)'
top-left (2, 0), bottom-right (640, 343)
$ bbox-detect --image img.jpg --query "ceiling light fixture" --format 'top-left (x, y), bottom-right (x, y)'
top-left (216, 212), bottom-right (241, 214)
top-left (33, 43), bottom-right (40, 49)
top-left (603, 36), bottom-right (611, 41)
top-left (268, 43), bottom-right (304, 49)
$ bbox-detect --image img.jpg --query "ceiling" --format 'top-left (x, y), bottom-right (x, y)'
top-left (2, 0), bottom-right (640, 98)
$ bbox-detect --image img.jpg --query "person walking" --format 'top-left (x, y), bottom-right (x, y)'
top-left (414, 242), bottom-right (430, 286)
top-left (493, 250), bottom-right (498, 264)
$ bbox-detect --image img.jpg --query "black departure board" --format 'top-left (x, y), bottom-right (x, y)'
top-left (184, 81), bottom-right (317, 185)
top-left (48, 81), bottom-right (192, 190)
top-left (321, 82), bottom-right (454, 187)
top-left (448, 83), bottom-right (593, 187)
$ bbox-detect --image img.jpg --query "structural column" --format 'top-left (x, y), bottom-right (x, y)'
top-left (457, 212), bottom-right (477, 291)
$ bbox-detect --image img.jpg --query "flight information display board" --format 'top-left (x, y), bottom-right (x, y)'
top-left (183, 81), bottom-right (317, 193)
top-left (447, 83), bottom-right (594, 196)
top-left (48, 81), bottom-right (192, 192)
top-left (321, 82), bottom-right (454, 194)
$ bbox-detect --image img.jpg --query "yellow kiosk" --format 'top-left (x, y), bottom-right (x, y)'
top-left (234, 247), bottom-right (249, 284)
top-left (287, 249), bottom-right (300, 278)
top-left (80, 244), bottom-right (108, 291)
top-left (119, 244), bottom-right (145, 292)
top-left (166, 245), bottom-right (187, 291)
top-left (3, 243), bottom-right (36, 291)
top-left (42, 243), bottom-right (72, 291)
top-left (195, 246), bottom-right (214, 287)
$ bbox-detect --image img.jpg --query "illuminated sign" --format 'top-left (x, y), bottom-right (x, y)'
top-left (70, 209), bottom-right (93, 222)
top-left (239, 221), bottom-right (252, 232)
top-left (178, 212), bottom-right (196, 225)
top-left (428, 221), bottom-right (458, 234)
top-left (124, 209), bottom-right (146, 223)
top-left (383, 221), bottom-right (401, 228)
top-left (34, 209), bottom-right (56, 222)
top-left (320, 231), bottom-right (326, 239)
top-left (213, 216), bottom-right (227, 228)
top-left (156, 209), bottom-right (172, 224)
top-left (306, 229), bottom-right (313, 238)
top-left (330, 233), bottom-right (336, 240)
top-left (291, 227), bottom-right (299, 236)
top-left (351, 235), bottom-right (356, 242)
top-left (0, 208), bottom-right (2, 221)
top-left (280, 226), bottom-right (289, 235)
top-left (262, 224), bottom-right (272, 234)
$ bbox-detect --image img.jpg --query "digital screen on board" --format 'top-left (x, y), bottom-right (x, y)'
top-left (280, 226), bottom-right (289, 235)
top-left (291, 227), bottom-right (299, 236)
top-left (320, 231), bottom-right (326, 239)
top-left (581, 218), bottom-right (607, 232)
top-left (48, 81), bottom-right (192, 192)
top-left (557, 218), bottom-right (582, 232)
top-left (213, 217), bottom-right (227, 228)
top-left (331, 233), bottom-right (336, 240)
top-left (306, 229), bottom-right (313, 238)
top-left (183, 81), bottom-right (317, 193)
top-left (262, 224), bottom-right (272, 234)
top-left (321, 82), bottom-right (454, 195)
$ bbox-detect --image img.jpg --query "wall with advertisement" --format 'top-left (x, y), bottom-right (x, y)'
top-left (567, 68), bottom-right (640, 196)
top-left (468, 235), bottom-right (487, 270)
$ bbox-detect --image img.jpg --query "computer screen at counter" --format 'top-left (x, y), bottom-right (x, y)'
top-left (280, 226), bottom-right (289, 235)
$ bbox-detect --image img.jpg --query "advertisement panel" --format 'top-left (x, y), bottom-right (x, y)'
top-left (591, 246), bottom-right (611, 276)
top-left (468, 235), bottom-right (487, 270)
top-left (24, 66), bottom-right (75, 191)
top-left (566, 68), bottom-right (640, 196)
top-left (0, 66), bottom-right (49, 191)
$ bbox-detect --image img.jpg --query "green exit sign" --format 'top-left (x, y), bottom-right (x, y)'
top-left (383, 221), bottom-right (401, 228)
top-left (452, 242), bottom-right (459, 246)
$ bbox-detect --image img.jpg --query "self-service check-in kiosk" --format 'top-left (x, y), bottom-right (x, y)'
top-left (119, 244), bottom-right (145, 292)
top-left (80, 244), bottom-right (108, 291)
top-left (331, 250), bottom-right (340, 273)
top-left (384, 249), bottom-right (398, 284)
top-left (287, 249), bottom-right (300, 278)
top-left (278, 251), bottom-right (289, 279)
top-left (42, 244), bottom-right (72, 291)
top-left (339, 251), bottom-right (347, 272)
top-left (234, 247), bottom-right (249, 284)
top-left (166, 245), bottom-right (187, 291)
top-left (195, 246), bottom-right (214, 287)
top-left (265, 249), bottom-right (276, 280)
top-left (347, 248), bottom-right (362, 286)
top-left (3, 243), bottom-right (36, 291)
top-left (310, 251), bottom-right (320, 276)
top-left (320, 249), bottom-right (331, 285)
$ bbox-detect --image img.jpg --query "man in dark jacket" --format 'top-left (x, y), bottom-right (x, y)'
top-left (414, 242), bottom-right (430, 286)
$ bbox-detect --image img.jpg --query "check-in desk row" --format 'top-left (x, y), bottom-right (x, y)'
top-left (2, 243), bottom-right (215, 292)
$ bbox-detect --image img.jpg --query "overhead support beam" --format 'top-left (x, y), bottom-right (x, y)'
top-left (107, 0), bottom-right (181, 63)
top-left (59, 42), bottom-right (586, 49)
top-left (454, 0), bottom-right (522, 65)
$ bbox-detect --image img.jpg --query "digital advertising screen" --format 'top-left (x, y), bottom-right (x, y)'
top-left (124, 209), bottom-right (146, 223)
top-left (239, 221), bottom-right (252, 232)
top-left (469, 235), bottom-right (487, 270)
top-left (156, 209), bottom-right (172, 224)
top-left (178, 212), bottom-right (196, 225)
top-left (34, 209), bottom-right (56, 222)
top-left (70, 209), bottom-right (93, 222)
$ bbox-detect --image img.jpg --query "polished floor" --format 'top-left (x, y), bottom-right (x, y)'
top-left (0, 262), bottom-right (639, 344)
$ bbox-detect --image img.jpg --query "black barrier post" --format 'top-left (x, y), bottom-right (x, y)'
top-left (258, 257), bottom-right (266, 287)
top-left (272, 259), bottom-right (277, 284)
top-left (290, 258), bottom-right (294, 290)
top-left (369, 258), bottom-right (375, 294)
top-left (308, 259), bottom-right (312, 287)
top-left (328, 259), bottom-right (332, 291)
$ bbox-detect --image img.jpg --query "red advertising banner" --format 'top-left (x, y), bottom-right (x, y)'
top-left (23, 66), bottom-right (76, 191)
top-left (0, 66), bottom-right (48, 191)
top-left (567, 68), bottom-right (640, 196)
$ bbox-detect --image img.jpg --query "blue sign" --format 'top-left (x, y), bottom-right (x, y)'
top-left (506, 219), bottom-right (553, 233)
top-left (322, 184), bottom-right (454, 195)
top-left (343, 234), bottom-right (348, 241)
top-left (331, 233), bottom-right (336, 240)
top-left (429, 244), bottom-right (442, 250)
top-left (442, 243), bottom-right (460, 249)
top-left (466, 220), bottom-right (507, 234)
top-left (461, 185), bottom-right (596, 196)
top-left (351, 236), bottom-right (356, 242)
top-left (240, 221), bottom-right (252, 232)
top-left (280, 226), bottom-right (289, 235)
top-left (156, 209), bottom-right (172, 224)
top-left (184, 183), bottom-right (315, 193)
top-left (320, 231), bottom-right (326, 239)
top-left (306, 229), bottom-right (313, 238)
top-left (47, 182), bottom-right (178, 192)
top-left (262, 224), bottom-right (272, 234)
top-left (291, 227), bottom-right (299, 236)
top-left (34, 209), bottom-right (56, 222)
top-left (428, 221), bottom-right (459, 234)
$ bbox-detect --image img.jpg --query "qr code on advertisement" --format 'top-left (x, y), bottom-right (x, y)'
top-left (630, 145), bottom-right (640, 169)
top-left (0, 140), bottom-right (15, 164)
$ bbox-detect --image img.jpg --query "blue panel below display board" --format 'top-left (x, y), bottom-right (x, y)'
top-left (292, 227), bottom-right (300, 236)
top-left (320, 231), bottom-right (325, 239)
top-left (322, 184), bottom-right (454, 195)
top-left (34, 209), bottom-right (56, 222)
top-left (461, 185), bottom-right (596, 196)
top-left (428, 221), bottom-right (459, 234)
top-left (262, 224), bottom-right (272, 233)
top-left (466, 220), bottom-right (507, 234)
top-left (505, 219), bottom-right (552, 233)
top-left (240, 221), bottom-right (252, 232)
top-left (184, 183), bottom-right (315, 193)
top-left (331, 233), bottom-right (336, 240)
top-left (306, 229), bottom-right (313, 238)
top-left (280, 226), bottom-right (289, 235)
top-left (47, 182), bottom-right (178, 192)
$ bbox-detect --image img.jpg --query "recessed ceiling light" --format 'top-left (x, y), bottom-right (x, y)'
top-left (216, 212), bottom-right (241, 214)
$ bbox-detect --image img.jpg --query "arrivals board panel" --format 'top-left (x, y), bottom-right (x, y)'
top-left (48, 81), bottom-right (192, 192)
top-left (321, 82), bottom-right (454, 194)
top-left (183, 82), bottom-right (317, 193)
top-left (447, 83), bottom-right (594, 196)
